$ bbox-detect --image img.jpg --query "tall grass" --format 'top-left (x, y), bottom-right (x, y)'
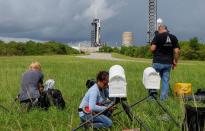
top-left (0, 55), bottom-right (204, 131)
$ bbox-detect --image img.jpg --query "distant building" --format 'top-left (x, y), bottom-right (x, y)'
top-left (71, 42), bottom-right (99, 53)
top-left (91, 18), bottom-right (101, 47)
top-left (122, 32), bottom-right (134, 47)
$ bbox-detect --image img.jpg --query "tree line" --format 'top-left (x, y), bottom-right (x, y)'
top-left (0, 40), bottom-right (80, 56)
top-left (99, 37), bottom-right (205, 61)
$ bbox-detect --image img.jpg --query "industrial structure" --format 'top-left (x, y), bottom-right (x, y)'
top-left (147, 0), bottom-right (157, 43)
top-left (91, 18), bottom-right (101, 47)
top-left (89, 0), bottom-right (158, 46)
top-left (122, 32), bottom-right (134, 47)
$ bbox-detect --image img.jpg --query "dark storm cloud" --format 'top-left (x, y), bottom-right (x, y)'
top-left (0, 0), bottom-right (204, 44)
top-left (103, 0), bottom-right (205, 44)
top-left (157, 0), bottom-right (205, 43)
top-left (0, 0), bottom-right (125, 41)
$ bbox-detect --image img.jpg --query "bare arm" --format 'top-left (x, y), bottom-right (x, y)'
top-left (38, 83), bottom-right (44, 93)
top-left (150, 44), bottom-right (157, 52)
top-left (172, 48), bottom-right (180, 69)
top-left (173, 48), bottom-right (180, 64)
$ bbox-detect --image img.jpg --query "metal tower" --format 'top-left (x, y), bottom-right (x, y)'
top-left (147, 0), bottom-right (157, 43)
top-left (91, 18), bottom-right (101, 47)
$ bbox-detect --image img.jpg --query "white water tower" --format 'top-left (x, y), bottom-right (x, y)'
top-left (122, 32), bottom-right (134, 47)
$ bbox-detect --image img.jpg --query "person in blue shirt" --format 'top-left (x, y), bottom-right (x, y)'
top-left (78, 71), bottom-right (113, 128)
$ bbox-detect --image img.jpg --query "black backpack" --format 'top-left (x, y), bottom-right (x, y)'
top-left (195, 89), bottom-right (205, 96)
top-left (182, 89), bottom-right (205, 131)
top-left (182, 104), bottom-right (205, 131)
top-left (86, 79), bottom-right (96, 89)
top-left (46, 89), bottom-right (65, 109)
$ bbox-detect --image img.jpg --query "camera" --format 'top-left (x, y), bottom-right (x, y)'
top-left (143, 67), bottom-right (161, 97)
top-left (108, 65), bottom-right (127, 98)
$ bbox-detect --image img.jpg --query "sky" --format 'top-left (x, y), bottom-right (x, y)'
top-left (0, 0), bottom-right (204, 45)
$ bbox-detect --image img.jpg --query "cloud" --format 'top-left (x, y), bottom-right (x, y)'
top-left (157, 0), bottom-right (205, 42)
top-left (0, 0), bottom-right (204, 44)
top-left (0, 0), bottom-right (125, 42)
top-left (74, 0), bottom-right (125, 21)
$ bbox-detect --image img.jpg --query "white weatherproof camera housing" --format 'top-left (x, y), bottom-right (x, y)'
top-left (143, 67), bottom-right (160, 90)
top-left (108, 65), bottom-right (127, 98)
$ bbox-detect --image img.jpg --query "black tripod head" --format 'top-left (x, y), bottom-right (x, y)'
top-left (113, 98), bottom-right (132, 120)
top-left (148, 89), bottom-right (158, 99)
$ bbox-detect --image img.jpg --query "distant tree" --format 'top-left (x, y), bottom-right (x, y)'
top-left (112, 47), bottom-right (120, 53)
top-left (0, 41), bottom-right (7, 55)
top-left (99, 45), bottom-right (113, 52)
top-left (0, 40), bottom-right (79, 56)
top-left (1, 37), bottom-right (205, 61)
top-left (189, 37), bottom-right (200, 51)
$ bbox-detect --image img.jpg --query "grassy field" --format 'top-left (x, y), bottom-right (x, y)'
top-left (0, 55), bottom-right (205, 131)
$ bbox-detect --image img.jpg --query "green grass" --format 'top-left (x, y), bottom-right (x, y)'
top-left (0, 55), bottom-right (205, 131)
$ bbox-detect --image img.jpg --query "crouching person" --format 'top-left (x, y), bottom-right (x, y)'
top-left (18, 61), bottom-right (48, 112)
top-left (78, 71), bottom-right (113, 129)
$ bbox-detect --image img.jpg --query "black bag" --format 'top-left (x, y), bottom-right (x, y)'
top-left (86, 79), bottom-right (96, 89)
top-left (46, 89), bottom-right (65, 109)
top-left (195, 89), bottom-right (205, 96)
top-left (38, 92), bottom-right (50, 110)
top-left (182, 104), bottom-right (205, 131)
top-left (182, 89), bottom-right (205, 131)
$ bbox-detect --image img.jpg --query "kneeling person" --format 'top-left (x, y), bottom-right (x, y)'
top-left (18, 61), bottom-right (46, 111)
top-left (79, 71), bottom-right (113, 128)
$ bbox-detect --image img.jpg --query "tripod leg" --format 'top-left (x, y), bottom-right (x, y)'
top-left (129, 111), bottom-right (150, 131)
top-left (153, 96), bottom-right (180, 127)
top-left (113, 96), bottom-right (149, 117)
top-left (121, 100), bottom-right (133, 121)
top-left (120, 101), bottom-right (150, 131)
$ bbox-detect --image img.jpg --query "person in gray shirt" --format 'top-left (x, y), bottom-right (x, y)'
top-left (18, 61), bottom-right (44, 111)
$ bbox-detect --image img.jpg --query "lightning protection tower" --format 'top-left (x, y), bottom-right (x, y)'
top-left (147, 0), bottom-right (157, 43)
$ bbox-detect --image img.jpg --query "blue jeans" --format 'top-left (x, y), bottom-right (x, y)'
top-left (80, 114), bottom-right (112, 128)
top-left (152, 63), bottom-right (172, 100)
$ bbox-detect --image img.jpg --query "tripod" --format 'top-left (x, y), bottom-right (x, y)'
top-left (113, 90), bottom-right (180, 128)
top-left (72, 98), bottom-right (150, 131)
top-left (119, 99), bottom-right (150, 131)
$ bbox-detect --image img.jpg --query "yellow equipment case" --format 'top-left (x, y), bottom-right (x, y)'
top-left (174, 83), bottom-right (192, 96)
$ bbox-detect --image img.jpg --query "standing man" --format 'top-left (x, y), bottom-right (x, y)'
top-left (150, 25), bottom-right (180, 100)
